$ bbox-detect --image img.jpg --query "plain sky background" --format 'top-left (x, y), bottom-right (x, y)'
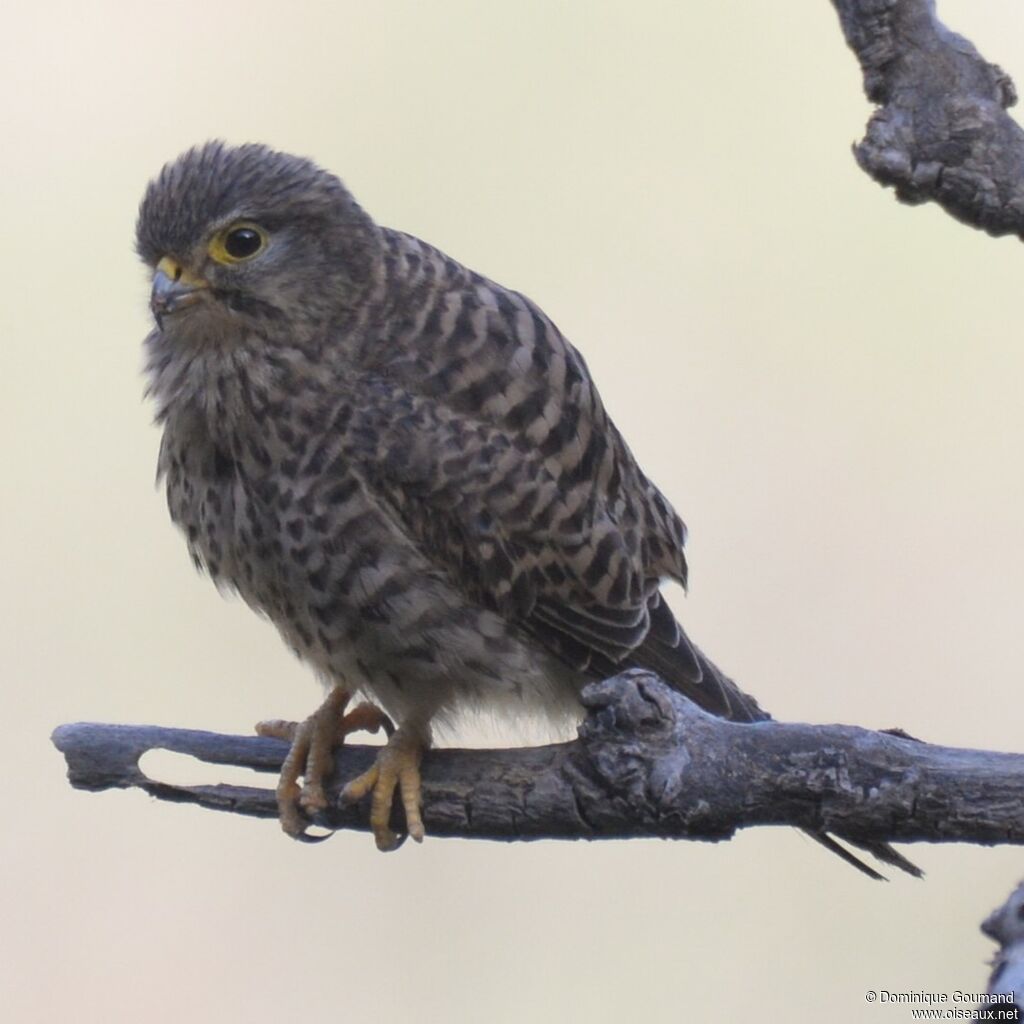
top-left (3, 2), bottom-right (1023, 1021)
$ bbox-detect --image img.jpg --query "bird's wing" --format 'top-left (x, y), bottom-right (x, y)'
top-left (340, 373), bottom-right (657, 668)
top-left (361, 239), bottom-right (691, 594)
top-left (343, 371), bottom-right (770, 724)
top-left (344, 258), bottom-right (767, 716)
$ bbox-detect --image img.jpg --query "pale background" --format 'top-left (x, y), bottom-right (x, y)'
top-left (2, 2), bottom-right (1022, 1021)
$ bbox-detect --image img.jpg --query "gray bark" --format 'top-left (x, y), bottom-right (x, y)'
top-left (982, 882), bottom-right (1024, 1016)
top-left (51, 672), bottom-right (1024, 849)
top-left (831, 0), bottom-right (1024, 237)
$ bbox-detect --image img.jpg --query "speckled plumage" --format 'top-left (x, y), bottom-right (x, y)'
top-left (137, 141), bottom-right (760, 739)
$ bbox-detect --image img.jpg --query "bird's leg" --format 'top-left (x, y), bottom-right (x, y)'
top-left (341, 722), bottom-right (430, 852)
top-left (256, 686), bottom-right (394, 838)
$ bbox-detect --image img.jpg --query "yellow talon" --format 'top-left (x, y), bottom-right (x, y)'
top-left (342, 727), bottom-right (426, 851)
top-left (256, 687), bottom-right (394, 838)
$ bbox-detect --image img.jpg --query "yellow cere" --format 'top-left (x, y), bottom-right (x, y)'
top-left (155, 256), bottom-right (208, 289)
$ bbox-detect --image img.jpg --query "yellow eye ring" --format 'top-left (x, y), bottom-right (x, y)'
top-left (209, 222), bottom-right (268, 264)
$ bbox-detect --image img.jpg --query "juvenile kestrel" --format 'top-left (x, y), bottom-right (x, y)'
top-left (136, 142), bottom-right (915, 877)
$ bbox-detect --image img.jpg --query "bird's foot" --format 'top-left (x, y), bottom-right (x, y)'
top-left (341, 726), bottom-right (427, 852)
top-left (256, 686), bottom-right (394, 839)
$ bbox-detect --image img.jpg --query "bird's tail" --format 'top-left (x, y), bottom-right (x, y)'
top-left (629, 599), bottom-right (922, 880)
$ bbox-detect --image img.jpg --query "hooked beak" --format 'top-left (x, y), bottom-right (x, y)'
top-left (150, 256), bottom-right (209, 328)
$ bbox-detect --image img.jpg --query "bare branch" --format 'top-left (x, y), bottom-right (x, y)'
top-left (51, 672), bottom-right (1024, 849)
top-left (831, 0), bottom-right (1024, 237)
top-left (981, 881), bottom-right (1024, 1016)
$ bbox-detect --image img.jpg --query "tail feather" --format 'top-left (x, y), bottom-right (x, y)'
top-left (804, 830), bottom-right (886, 882)
top-left (846, 837), bottom-right (924, 879)
top-left (631, 596), bottom-right (767, 723)
top-left (627, 604), bottom-right (922, 881)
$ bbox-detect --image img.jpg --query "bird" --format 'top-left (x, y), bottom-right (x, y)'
top-left (136, 141), bottom-right (918, 876)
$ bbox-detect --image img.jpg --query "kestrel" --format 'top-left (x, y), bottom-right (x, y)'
top-left (136, 142), bottom-right (916, 877)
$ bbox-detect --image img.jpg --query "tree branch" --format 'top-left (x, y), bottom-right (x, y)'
top-left (982, 881), bottom-right (1024, 1016)
top-left (831, 0), bottom-right (1024, 238)
top-left (51, 672), bottom-right (1024, 849)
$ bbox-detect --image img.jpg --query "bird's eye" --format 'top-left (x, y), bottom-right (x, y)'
top-left (225, 227), bottom-right (262, 259)
top-left (209, 222), bottom-right (268, 264)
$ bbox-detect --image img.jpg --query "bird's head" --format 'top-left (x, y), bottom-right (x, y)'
top-left (136, 141), bottom-right (381, 349)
